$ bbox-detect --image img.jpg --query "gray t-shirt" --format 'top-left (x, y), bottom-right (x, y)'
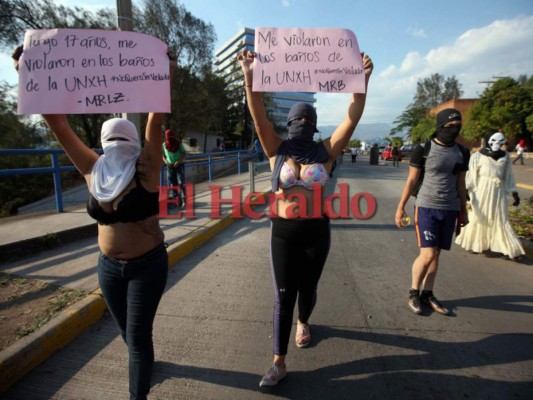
top-left (411, 139), bottom-right (469, 211)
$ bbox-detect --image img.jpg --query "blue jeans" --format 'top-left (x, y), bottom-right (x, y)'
top-left (167, 164), bottom-right (186, 202)
top-left (97, 243), bottom-right (168, 400)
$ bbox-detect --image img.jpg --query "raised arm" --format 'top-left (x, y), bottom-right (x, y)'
top-left (42, 115), bottom-right (100, 179)
top-left (237, 49), bottom-right (282, 158)
top-left (142, 56), bottom-right (176, 177)
top-left (323, 53), bottom-right (373, 159)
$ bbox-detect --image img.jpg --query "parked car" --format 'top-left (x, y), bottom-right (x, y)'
top-left (400, 144), bottom-right (417, 158)
top-left (381, 146), bottom-right (403, 161)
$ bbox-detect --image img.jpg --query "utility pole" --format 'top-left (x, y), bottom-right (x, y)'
top-left (116, 0), bottom-right (140, 133)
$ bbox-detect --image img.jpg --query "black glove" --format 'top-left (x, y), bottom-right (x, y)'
top-left (512, 192), bottom-right (520, 207)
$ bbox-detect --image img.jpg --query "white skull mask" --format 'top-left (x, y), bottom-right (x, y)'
top-left (488, 132), bottom-right (505, 152)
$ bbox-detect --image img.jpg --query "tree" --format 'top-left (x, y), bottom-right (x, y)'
top-left (390, 136), bottom-right (403, 147)
top-left (391, 73), bottom-right (463, 138)
top-left (137, 0), bottom-right (233, 146)
top-left (0, 0), bottom-right (115, 50)
top-left (0, 82), bottom-right (61, 216)
top-left (409, 116), bottom-right (434, 143)
top-left (137, 0), bottom-right (216, 74)
top-left (0, 82), bottom-right (41, 149)
top-left (463, 77), bottom-right (533, 141)
top-left (348, 139), bottom-right (361, 148)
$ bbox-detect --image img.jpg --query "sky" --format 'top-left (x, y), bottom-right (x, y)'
top-left (2, 0), bottom-right (533, 129)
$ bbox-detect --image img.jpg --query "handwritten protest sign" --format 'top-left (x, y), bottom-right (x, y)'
top-left (17, 29), bottom-right (170, 114)
top-left (253, 27), bottom-right (364, 94)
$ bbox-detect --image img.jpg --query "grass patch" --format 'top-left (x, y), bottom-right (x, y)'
top-left (0, 272), bottom-right (86, 349)
top-left (16, 286), bottom-right (86, 338)
top-left (509, 196), bottom-right (533, 241)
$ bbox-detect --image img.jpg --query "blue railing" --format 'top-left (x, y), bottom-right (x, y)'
top-left (0, 148), bottom-right (257, 213)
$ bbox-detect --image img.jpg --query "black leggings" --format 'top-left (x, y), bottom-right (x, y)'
top-left (270, 216), bottom-right (330, 355)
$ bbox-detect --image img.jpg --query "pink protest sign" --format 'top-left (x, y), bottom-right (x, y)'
top-left (17, 29), bottom-right (170, 114)
top-left (253, 27), bottom-right (365, 94)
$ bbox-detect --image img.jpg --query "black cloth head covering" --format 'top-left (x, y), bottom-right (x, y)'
top-left (286, 102), bottom-right (319, 133)
top-left (479, 130), bottom-right (507, 160)
top-left (271, 102), bottom-right (329, 191)
top-left (436, 108), bottom-right (462, 128)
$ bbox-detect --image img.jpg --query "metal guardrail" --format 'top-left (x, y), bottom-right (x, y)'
top-left (0, 148), bottom-right (259, 213)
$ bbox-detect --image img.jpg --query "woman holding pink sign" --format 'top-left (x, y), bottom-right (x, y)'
top-left (237, 48), bottom-right (373, 387)
top-left (13, 45), bottom-right (174, 400)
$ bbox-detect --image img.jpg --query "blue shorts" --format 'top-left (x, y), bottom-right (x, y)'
top-left (415, 207), bottom-right (459, 250)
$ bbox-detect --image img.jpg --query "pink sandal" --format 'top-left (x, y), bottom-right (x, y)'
top-left (295, 321), bottom-right (311, 348)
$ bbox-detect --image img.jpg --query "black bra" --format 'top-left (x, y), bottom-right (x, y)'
top-left (87, 171), bottom-right (159, 225)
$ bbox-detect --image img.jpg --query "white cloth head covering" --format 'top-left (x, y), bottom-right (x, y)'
top-left (90, 118), bottom-right (141, 202)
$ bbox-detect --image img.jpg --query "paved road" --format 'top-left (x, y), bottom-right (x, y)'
top-left (2, 157), bottom-right (532, 399)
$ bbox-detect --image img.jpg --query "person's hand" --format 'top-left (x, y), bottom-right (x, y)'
top-left (236, 49), bottom-right (255, 85)
top-left (12, 45), bottom-right (23, 71)
top-left (460, 211), bottom-right (469, 227)
top-left (361, 52), bottom-right (373, 78)
top-left (395, 208), bottom-right (406, 228)
top-left (512, 192), bottom-right (520, 207)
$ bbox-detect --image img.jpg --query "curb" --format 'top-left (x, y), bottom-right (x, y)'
top-left (0, 290), bottom-right (107, 393)
top-left (0, 194), bottom-right (269, 394)
top-left (0, 223), bottom-right (97, 263)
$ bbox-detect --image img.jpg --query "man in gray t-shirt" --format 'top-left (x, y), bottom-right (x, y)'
top-left (395, 108), bottom-right (470, 317)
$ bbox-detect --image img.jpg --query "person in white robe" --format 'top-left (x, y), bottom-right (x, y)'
top-left (456, 130), bottom-right (525, 260)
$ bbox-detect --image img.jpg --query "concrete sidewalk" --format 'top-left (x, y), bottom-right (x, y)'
top-left (0, 166), bottom-right (273, 394)
top-left (1, 157), bottom-right (532, 400)
top-left (0, 155), bottom-right (532, 396)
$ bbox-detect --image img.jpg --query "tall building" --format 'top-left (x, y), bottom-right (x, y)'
top-left (215, 27), bottom-right (316, 140)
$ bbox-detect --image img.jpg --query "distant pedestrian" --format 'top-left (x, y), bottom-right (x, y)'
top-left (254, 138), bottom-right (265, 162)
top-left (512, 139), bottom-right (526, 165)
top-left (456, 130), bottom-right (524, 260)
top-left (238, 48), bottom-right (373, 387)
top-left (220, 141), bottom-right (225, 152)
top-left (350, 147), bottom-right (358, 163)
top-left (395, 108), bottom-right (470, 316)
top-left (392, 144), bottom-right (400, 167)
top-left (162, 129), bottom-right (187, 207)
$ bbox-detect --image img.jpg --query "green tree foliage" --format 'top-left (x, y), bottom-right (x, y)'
top-left (0, 82), bottom-right (41, 149)
top-left (348, 139), bottom-right (361, 148)
top-left (137, 0), bottom-right (215, 73)
top-left (0, 0), bottom-right (116, 50)
top-left (463, 76), bottom-right (533, 141)
top-left (391, 73), bottom-right (463, 138)
top-left (136, 0), bottom-right (234, 143)
top-left (167, 66), bottom-right (230, 140)
top-left (409, 116), bottom-right (434, 143)
top-left (0, 82), bottom-right (67, 216)
top-left (390, 136), bottom-right (403, 147)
